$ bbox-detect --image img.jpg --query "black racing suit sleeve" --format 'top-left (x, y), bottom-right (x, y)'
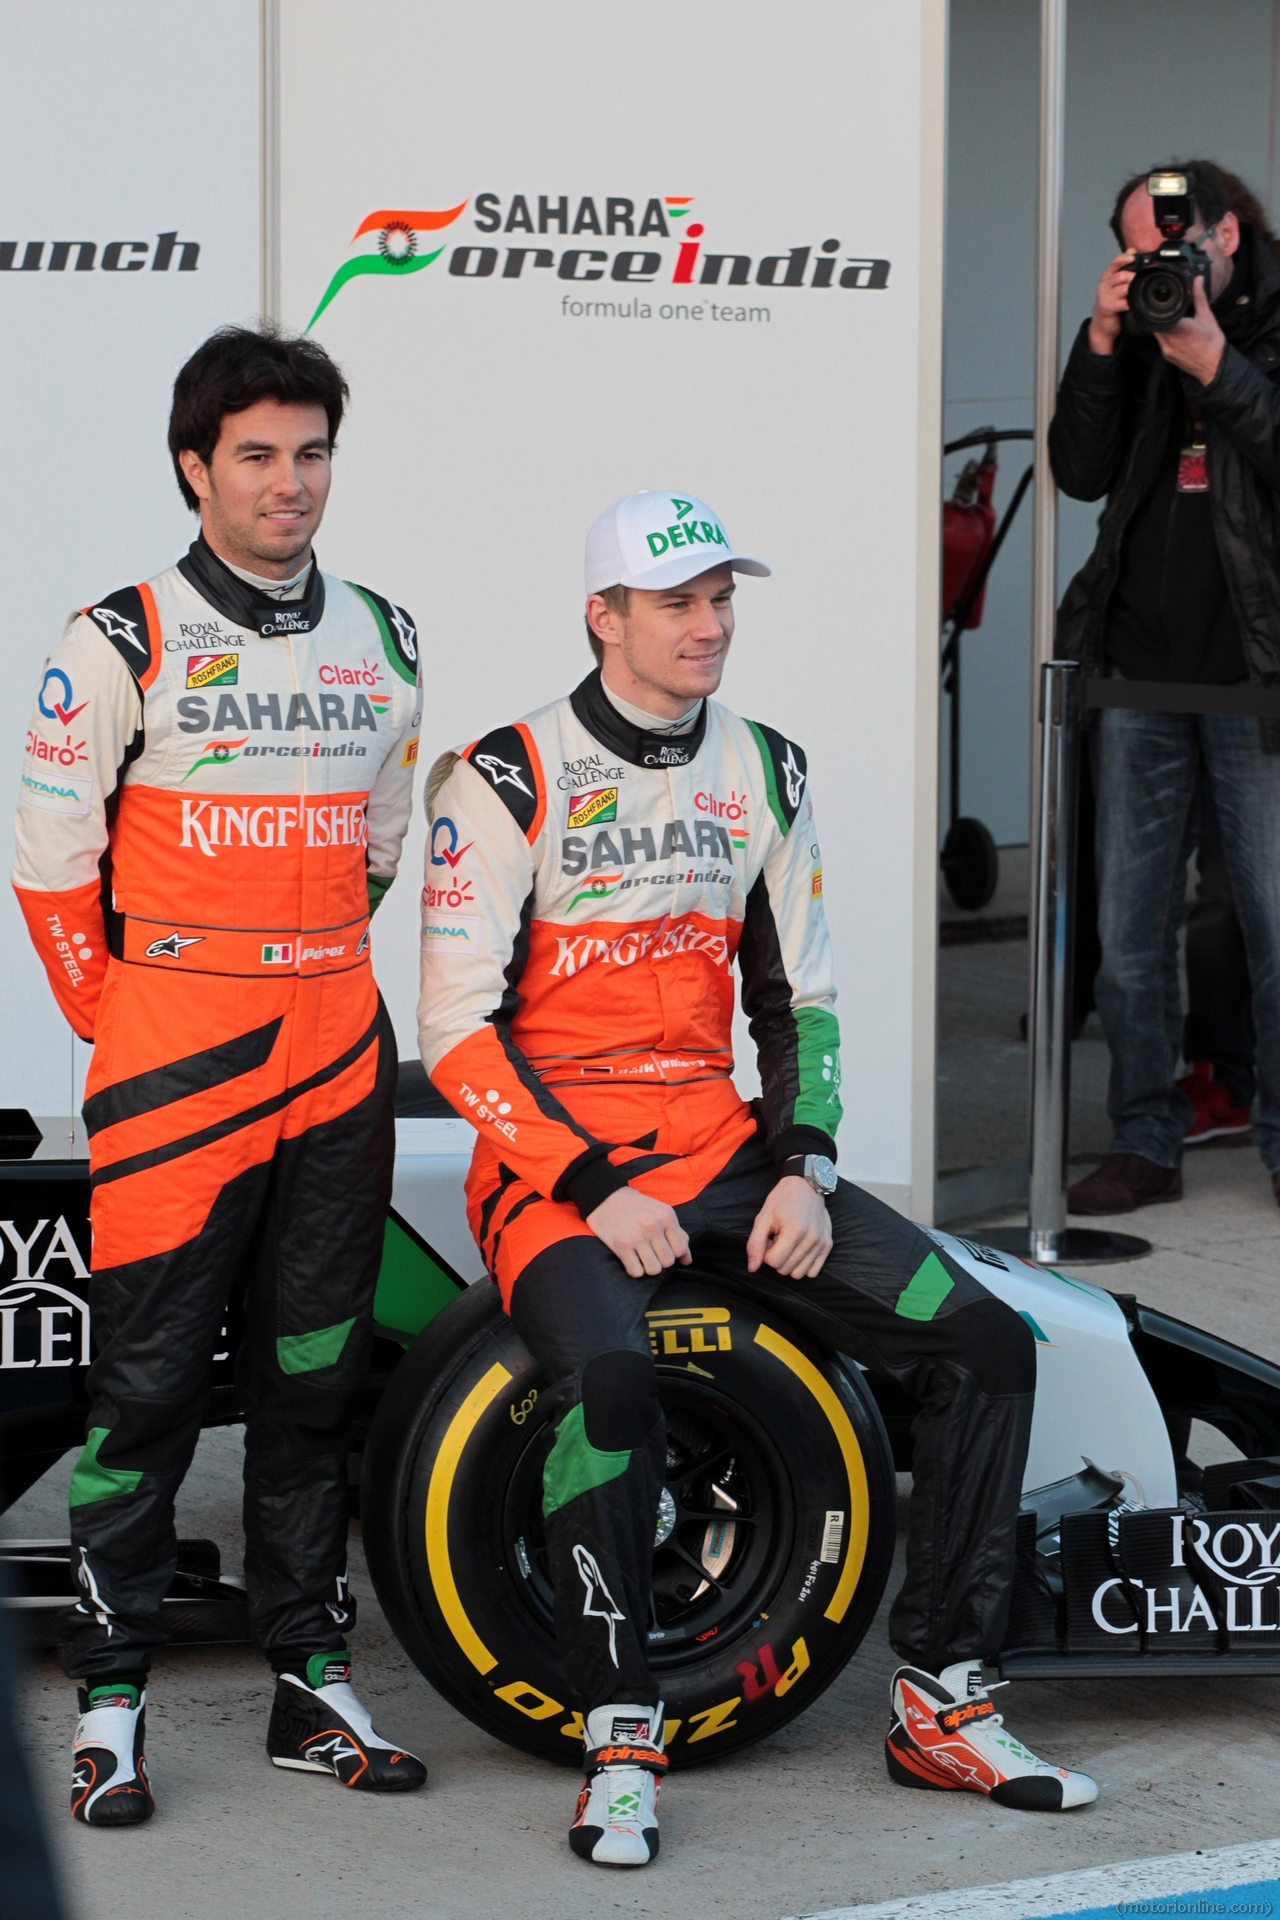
top-left (737, 870), bottom-right (839, 1171)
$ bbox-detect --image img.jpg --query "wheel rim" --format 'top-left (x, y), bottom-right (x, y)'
top-left (501, 1378), bottom-right (795, 1672)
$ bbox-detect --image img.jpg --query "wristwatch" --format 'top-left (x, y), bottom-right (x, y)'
top-left (781, 1153), bottom-right (838, 1197)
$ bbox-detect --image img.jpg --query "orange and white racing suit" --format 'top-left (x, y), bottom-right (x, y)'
top-left (13, 536), bottom-right (421, 1681)
top-left (418, 670), bottom-right (1035, 1712)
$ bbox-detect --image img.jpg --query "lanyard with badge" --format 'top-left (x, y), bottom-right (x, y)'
top-left (1176, 388), bottom-right (1210, 493)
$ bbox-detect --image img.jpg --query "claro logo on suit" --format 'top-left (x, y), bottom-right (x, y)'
top-left (0, 231), bottom-right (200, 273)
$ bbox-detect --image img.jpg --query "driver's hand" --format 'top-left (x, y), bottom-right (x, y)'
top-left (1089, 249), bottom-right (1136, 355)
top-left (587, 1186), bottom-right (692, 1279)
top-left (746, 1176), bottom-right (833, 1280)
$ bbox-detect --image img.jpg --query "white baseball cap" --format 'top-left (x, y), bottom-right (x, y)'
top-left (585, 490), bottom-right (771, 595)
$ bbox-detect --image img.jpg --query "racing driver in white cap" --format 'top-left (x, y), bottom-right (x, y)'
top-left (417, 490), bottom-right (1097, 1867)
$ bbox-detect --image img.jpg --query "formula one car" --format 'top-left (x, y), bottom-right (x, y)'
top-left (3, 1081), bottom-right (1279, 1772)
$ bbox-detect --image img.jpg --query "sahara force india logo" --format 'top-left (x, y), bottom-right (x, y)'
top-left (307, 191), bottom-right (889, 327)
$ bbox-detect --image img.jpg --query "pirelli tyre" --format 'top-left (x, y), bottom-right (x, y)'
top-left (361, 1274), bottom-right (896, 1769)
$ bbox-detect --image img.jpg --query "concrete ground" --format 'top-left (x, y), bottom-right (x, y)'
top-left (937, 934), bottom-right (1113, 1176)
top-left (8, 1147), bottom-right (1277, 1920)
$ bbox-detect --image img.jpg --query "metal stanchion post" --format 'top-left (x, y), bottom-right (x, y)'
top-left (977, 0), bottom-right (1149, 1269)
top-left (983, 664), bottom-right (1150, 1266)
top-left (1028, 660), bottom-right (1078, 1260)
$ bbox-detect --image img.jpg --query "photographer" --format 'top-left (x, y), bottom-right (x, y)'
top-left (1050, 160), bottom-right (1280, 1214)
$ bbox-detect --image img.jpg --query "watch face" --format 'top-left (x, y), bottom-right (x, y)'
top-left (810, 1155), bottom-right (838, 1195)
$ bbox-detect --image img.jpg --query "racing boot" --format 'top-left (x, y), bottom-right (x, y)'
top-left (71, 1681), bottom-right (155, 1825)
top-left (266, 1653), bottom-right (426, 1792)
top-left (569, 1702), bottom-right (667, 1866)
top-left (885, 1661), bottom-right (1097, 1811)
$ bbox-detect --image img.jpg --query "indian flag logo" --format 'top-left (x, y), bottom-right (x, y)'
top-left (184, 737), bottom-right (248, 781)
top-left (308, 202), bottom-right (469, 329)
top-left (569, 873), bottom-right (621, 912)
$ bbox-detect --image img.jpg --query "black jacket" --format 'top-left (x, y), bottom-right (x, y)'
top-left (1050, 224), bottom-right (1280, 713)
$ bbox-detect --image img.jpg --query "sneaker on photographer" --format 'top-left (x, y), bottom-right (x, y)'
top-left (1179, 1060), bottom-right (1253, 1145)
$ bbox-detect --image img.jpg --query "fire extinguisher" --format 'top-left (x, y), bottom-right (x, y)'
top-left (940, 426), bottom-right (1034, 911)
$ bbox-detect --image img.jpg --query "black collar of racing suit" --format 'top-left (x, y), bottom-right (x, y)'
top-left (569, 667), bottom-right (708, 769)
top-left (177, 534), bottom-right (327, 637)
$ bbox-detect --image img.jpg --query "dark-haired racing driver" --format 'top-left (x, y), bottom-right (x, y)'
top-left (14, 325), bottom-right (426, 1823)
top-left (418, 489), bottom-right (1096, 1867)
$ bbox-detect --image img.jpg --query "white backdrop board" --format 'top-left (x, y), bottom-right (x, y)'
top-left (0, 1), bottom-right (261, 1116)
top-left (279, 0), bottom-right (945, 1213)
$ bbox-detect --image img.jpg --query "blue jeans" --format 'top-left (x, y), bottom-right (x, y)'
top-left (1092, 708), bottom-right (1280, 1174)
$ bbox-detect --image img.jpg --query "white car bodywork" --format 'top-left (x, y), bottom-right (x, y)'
top-left (391, 1118), bottom-right (486, 1282)
top-left (390, 1125), bottom-right (1178, 1510)
top-left (929, 1229), bottom-right (1178, 1508)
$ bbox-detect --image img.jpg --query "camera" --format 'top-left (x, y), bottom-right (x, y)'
top-left (1126, 171), bottom-right (1210, 332)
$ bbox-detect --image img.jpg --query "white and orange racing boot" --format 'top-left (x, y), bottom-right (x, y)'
top-left (886, 1662), bottom-right (1097, 1811)
top-left (569, 1702), bottom-right (666, 1866)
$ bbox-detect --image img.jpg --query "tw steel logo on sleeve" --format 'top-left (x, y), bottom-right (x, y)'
top-left (454, 1081), bottom-right (518, 1141)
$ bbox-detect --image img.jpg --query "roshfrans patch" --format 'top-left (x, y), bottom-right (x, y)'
top-left (568, 786), bottom-right (618, 829)
top-left (186, 653), bottom-right (238, 689)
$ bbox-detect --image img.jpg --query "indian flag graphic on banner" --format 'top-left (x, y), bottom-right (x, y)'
top-left (308, 202), bottom-right (469, 328)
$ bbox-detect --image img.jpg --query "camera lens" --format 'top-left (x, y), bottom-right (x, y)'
top-left (1131, 265), bottom-right (1191, 330)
